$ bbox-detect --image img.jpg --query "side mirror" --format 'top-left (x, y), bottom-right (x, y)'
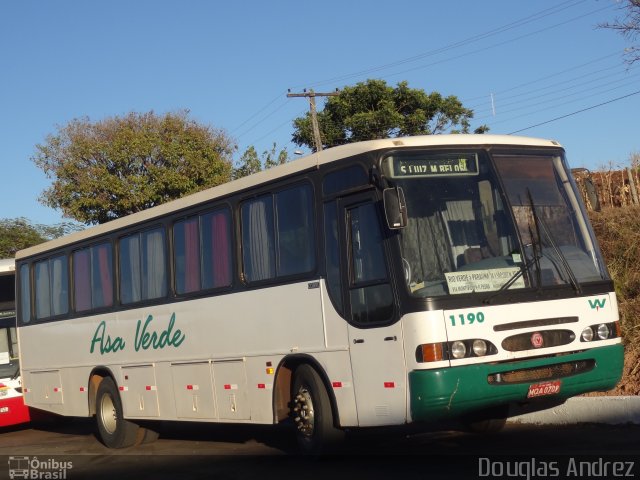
top-left (383, 187), bottom-right (408, 229)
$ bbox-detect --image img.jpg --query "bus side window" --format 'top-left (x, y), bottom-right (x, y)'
top-left (241, 184), bottom-right (315, 283)
top-left (119, 227), bottom-right (167, 304)
top-left (73, 243), bottom-right (114, 312)
top-left (201, 209), bottom-right (232, 289)
top-left (347, 203), bottom-right (394, 325)
top-left (174, 208), bottom-right (232, 294)
top-left (174, 217), bottom-right (201, 294)
top-left (19, 264), bottom-right (30, 324)
top-left (34, 255), bottom-right (69, 320)
top-left (241, 195), bottom-right (276, 282)
top-left (323, 201), bottom-right (343, 314)
top-left (275, 184), bottom-right (315, 277)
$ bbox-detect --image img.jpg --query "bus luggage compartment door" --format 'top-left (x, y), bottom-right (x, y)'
top-left (28, 370), bottom-right (64, 405)
top-left (170, 361), bottom-right (217, 419)
top-left (120, 365), bottom-right (160, 417)
top-left (213, 360), bottom-right (250, 420)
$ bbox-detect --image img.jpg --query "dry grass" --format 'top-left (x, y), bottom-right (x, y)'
top-left (589, 206), bottom-right (640, 394)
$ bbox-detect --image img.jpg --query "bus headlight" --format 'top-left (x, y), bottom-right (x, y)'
top-left (451, 341), bottom-right (466, 359)
top-left (472, 339), bottom-right (488, 357)
top-left (581, 327), bottom-right (594, 342)
top-left (597, 323), bottom-right (611, 340)
top-left (416, 339), bottom-right (496, 362)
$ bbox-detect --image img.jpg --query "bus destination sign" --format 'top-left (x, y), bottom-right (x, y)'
top-left (389, 153), bottom-right (479, 178)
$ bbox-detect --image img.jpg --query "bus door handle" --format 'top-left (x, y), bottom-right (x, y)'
top-left (384, 336), bottom-right (397, 342)
top-left (353, 339), bottom-right (364, 344)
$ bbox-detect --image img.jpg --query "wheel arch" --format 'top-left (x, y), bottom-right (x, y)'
top-left (272, 354), bottom-right (341, 428)
top-left (87, 366), bottom-right (117, 416)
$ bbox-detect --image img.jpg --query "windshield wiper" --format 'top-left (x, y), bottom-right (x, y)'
top-left (482, 250), bottom-right (540, 304)
top-left (483, 191), bottom-right (544, 304)
top-left (527, 189), bottom-right (582, 295)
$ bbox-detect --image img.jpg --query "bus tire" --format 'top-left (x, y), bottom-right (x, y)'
top-left (95, 377), bottom-right (139, 448)
top-left (291, 364), bottom-right (343, 454)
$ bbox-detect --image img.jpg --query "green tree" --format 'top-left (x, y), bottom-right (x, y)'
top-left (264, 143), bottom-right (289, 170)
top-left (233, 146), bottom-right (262, 180)
top-left (33, 110), bottom-right (235, 225)
top-left (0, 218), bottom-right (82, 257)
top-left (233, 143), bottom-right (289, 179)
top-left (600, 0), bottom-right (640, 64)
top-left (291, 80), bottom-right (487, 151)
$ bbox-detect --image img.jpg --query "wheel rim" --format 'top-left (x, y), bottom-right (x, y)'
top-left (292, 386), bottom-right (315, 438)
top-left (100, 393), bottom-right (118, 435)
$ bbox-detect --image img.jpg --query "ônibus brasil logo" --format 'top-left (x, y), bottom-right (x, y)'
top-left (588, 298), bottom-right (607, 311)
top-left (8, 456), bottom-right (73, 479)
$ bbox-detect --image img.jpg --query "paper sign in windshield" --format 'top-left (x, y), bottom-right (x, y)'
top-left (445, 267), bottom-right (525, 294)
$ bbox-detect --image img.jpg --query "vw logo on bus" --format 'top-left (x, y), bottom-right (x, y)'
top-left (531, 332), bottom-right (544, 348)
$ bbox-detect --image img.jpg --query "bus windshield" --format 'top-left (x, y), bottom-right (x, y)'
top-left (382, 150), bottom-right (608, 298)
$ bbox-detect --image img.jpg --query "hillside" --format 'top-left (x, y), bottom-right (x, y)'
top-left (589, 206), bottom-right (640, 395)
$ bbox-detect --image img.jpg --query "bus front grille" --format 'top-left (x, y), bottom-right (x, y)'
top-left (487, 360), bottom-right (594, 385)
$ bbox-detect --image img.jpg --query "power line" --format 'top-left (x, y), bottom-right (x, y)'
top-left (231, 2), bottom-right (620, 148)
top-left (368, 3), bottom-right (616, 84)
top-left (234, 99), bottom-right (290, 140)
top-left (463, 51), bottom-right (624, 105)
top-left (299, 0), bottom-right (589, 89)
top-left (474, 68), bottom-right (640, 119)
top-left (245, 109), bottom-right (307, 148)
top-left (465, 53), bottom-right (628, 110)
top-left (487, 76), bottom-right (640, 125)
top-left (490, 64), bottom-right (635, 107)
top-left (229, 92), bottom-right (285, 134)
top-left (508, 89), bottom-right (640, 134)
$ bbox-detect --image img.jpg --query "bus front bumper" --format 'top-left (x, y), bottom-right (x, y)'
top-left (408, 344), bottom-right (624, 422)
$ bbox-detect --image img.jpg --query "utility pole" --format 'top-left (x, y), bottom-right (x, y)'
top-left (287, 89), bottom-right (339, 152)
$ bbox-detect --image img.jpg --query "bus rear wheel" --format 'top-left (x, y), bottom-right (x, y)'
top-left (95, 377), bottom-right (140, 448)
top-left (291, 364), bottom-right (343, 454)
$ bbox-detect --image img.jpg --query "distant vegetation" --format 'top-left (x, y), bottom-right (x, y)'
top-left (589, 206), bottom-right (640, 394)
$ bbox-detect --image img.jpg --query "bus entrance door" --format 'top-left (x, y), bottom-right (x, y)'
top-left (339, 194), bottom-right (406, 427)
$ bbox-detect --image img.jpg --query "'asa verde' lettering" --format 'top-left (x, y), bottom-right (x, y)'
top-left (90, 321), bottom-right (126, 354)
top-left (134, 313), bottom-right (185, 351)
top-left (89, 313), bottom-right (185, 355)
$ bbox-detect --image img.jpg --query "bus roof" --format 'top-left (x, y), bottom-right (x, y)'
top-left (16, 134), bottom-right (562, 260)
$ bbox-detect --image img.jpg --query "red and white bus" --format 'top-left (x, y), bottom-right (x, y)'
top-left (0, 259), bottom-right (30, 427)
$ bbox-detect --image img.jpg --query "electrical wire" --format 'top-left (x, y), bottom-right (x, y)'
top-left (508, 89), bottom-right (640, 134)
top-left (234, 1), bottom-right (602, 143)
top-left (474, 68), bottom-right (640, 119)
top-left (299, 0), bottom-right (590, 89)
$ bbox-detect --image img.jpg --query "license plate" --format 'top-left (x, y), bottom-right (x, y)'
top-left (0, 407), bottom-right (9, 413)
top-left (527, 380), bottom-right (561, 398)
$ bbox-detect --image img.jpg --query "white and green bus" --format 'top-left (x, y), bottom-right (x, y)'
top-left (16, 135), bottom-right (623, 452)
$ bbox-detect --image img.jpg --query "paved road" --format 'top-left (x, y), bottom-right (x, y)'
top-left (1, 418), bottom-right (639, 479)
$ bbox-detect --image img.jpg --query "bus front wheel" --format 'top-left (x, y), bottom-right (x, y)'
top-left (95, 377), bottom-right (140, 448)
top-left (291, 364), bottom-right (343, 454)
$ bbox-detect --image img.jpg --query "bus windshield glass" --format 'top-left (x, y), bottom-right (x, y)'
top-left (382, 150), bottom-right (608, 297)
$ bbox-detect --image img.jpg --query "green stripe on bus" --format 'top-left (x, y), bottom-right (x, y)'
top-left (409, 344), bottom-right (624, 422)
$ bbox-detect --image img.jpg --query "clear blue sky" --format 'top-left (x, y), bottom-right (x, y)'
top-left (1, 0), bottom-right (637, 226)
